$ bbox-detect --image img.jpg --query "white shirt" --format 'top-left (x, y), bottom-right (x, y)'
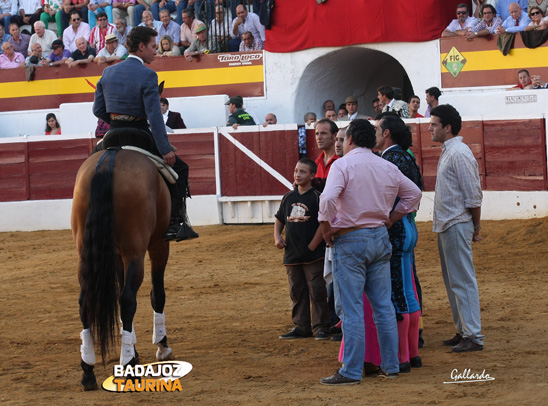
top-left (63, 22), bottom-right (91, 52)
top-left (97, 43), bottom-right (127, 58)
top-left (445, 16), bottom-right (479, 32)
top-left (18, 0), bottom-right (40, 14)
top-left (230, 11), bottom-right (265, 41)
top-left (28, 29), bottom-right (57, 54)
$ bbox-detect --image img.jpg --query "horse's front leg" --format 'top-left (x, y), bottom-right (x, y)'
top-left (120, 261), bottom-right (144, 366)
top-left (150, 240), bottom-right (174, 361)
top-left (79, 291), bottom-right (98, 391)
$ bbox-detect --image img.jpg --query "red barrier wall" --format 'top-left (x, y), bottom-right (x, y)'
top-left (0, 120), bottom-right (546, 203)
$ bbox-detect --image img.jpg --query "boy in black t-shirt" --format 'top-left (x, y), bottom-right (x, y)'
top-left (274, 158), bottom-right (331, 340)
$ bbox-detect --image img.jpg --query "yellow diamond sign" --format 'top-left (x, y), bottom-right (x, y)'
top-left (442, 46), bottom-right (467, 78)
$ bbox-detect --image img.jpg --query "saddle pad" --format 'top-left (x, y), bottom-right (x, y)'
top-left (121, 146), bottom-right (179, 185)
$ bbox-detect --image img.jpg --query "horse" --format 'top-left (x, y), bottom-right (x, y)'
top-left (71, 147), bottom-right (176, 391)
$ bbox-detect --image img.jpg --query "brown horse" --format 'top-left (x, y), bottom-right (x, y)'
top-left (72, 148), bottom-right (175, 391)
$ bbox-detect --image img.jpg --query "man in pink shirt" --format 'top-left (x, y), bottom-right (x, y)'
top-left (318, 119), bottom-right (422, 386)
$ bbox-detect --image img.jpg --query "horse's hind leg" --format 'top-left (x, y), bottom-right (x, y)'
top-left (149, 240), bottom-right (174, 361)
top-left (119, 260), bottom-right (144, 366)
top-left (78, 290), bottom-right (98, 391)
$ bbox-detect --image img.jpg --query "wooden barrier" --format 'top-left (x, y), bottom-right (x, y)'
top-left (0, 119), bottom-right (546, 203)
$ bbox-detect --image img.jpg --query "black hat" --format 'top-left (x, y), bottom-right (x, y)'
top-left (225, 96), bottom-right (243, 105)
top-left (52, 39), bottom-right (64, 50)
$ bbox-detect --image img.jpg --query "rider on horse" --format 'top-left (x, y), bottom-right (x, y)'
top-left (92, 25), bottom-right (196, 242)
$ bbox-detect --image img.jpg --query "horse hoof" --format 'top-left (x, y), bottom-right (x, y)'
top-left (156, 346), bottom-right (175, 361)
top-left (81, 360), bottom-right (98, 391)
top-left (81, 378), bottom-right (98, 391)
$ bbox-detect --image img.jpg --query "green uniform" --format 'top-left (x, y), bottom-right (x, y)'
top-left (227, 108), bottom-right (256, 126)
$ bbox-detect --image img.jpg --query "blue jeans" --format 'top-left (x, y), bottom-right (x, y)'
top-left (88, 6), bottom-right (113, 26)
top-left (332, 227), bottom-right (399, 380)
top-left (133, 4), bottom-right (146, 25)
top-left (151, 1), bottom-right (176, 21)
top-left (438, 221), bottom-right (484, 345)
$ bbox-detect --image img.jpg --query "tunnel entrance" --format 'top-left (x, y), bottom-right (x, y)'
top-left (294, 47), bottom-right (414, 121)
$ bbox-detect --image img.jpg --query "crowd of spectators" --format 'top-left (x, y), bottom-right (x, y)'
top-left (0, 0), bottom-right (266, 68)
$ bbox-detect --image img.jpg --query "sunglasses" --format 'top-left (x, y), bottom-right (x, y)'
top-left (456, 11), bottom-right (467, 15)
top-left (531, 11), bottom-right (542, 15)
top-left (72, 18), bottom-right (81, 21)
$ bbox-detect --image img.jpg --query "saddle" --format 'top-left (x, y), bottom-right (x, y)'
top-left (99, 128), bottom-right (178, 184)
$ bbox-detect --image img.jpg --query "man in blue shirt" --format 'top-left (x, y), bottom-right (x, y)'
top-left (496, 1), bottom-right (531, 33)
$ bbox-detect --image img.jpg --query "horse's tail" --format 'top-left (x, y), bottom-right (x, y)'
top-left (79, 163), bottom-right (119, 364)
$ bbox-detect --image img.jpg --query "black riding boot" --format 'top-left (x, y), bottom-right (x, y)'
top-left (164, 196), bottom-right (199, 242)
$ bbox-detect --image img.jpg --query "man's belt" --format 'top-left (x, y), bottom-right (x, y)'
top-left (334, 226), bottom-right (380, 238)
top-left (110, 113), bottom-right (146, 122)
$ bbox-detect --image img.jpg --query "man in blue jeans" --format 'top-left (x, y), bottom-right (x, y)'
top-left (318, 119), bottom-right (422, 385)
top-left (429, 104), bottom-right (485, 353)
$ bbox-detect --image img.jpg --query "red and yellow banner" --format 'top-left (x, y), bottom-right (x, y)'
top-left (0, 52), bottom-right (265, 112)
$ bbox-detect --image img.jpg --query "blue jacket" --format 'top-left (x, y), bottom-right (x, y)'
top-left (93, 56), bottom-right (171, 155)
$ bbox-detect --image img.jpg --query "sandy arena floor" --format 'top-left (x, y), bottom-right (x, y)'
top-left (0, 218), bottom-right (547, 405)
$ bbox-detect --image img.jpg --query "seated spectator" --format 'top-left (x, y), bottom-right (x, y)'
top-left (408, 95), bottom-right (423, 118)
top-left (8, 23), bottom-right (30, 57)
top-left (263, 112), bottom-right (277, 126)
top-left (325, 109), bottom-right (337, 121)
top-left (47, 38), bottom-right (71, 65)
top-left (113, 17), bottom-right (131, 45)
top-left (58, 0), bottom-right (90, 34)
top-left (45, 112), bottom-right (61, 135)
top-left (112, 0), bottom-right (135, 27)
top-left (0, 0), bottom-right (17, 31)
top-left (184, 22), bottom-right (218, 60)
top-left (88, 0), bottom-right (113, 26)
top-left (158, 8), bottom-right (180, 45)
top-left (40, 0), bottom-right (63, 35)
top-left (88, 11), bottom-right (115, 50)
top-left (497, 0), bottom-right (527, 21)
top-left (228, 4), bottom-right (264, 52)
top-left (497, 2), bottom-right (532, 33)
top-left (465, 4), bottom-right (503, 40)
top-left (156, 34), bottom-right (180, 56)
top-left (238, 30), bottom-right (262, 51)
top-left (161, 97), bottom-right (187, 129)
top-left (337, 104), bottom-right (347, 121)
top-left (442, 3), bottom-right (479, 37)
top-left (0, 41), bottom-right (25, 68)
top-left (209, 5), bottom-right (230, 52)
top-left (28, 21), bottom-right (56, 54)
top-left (133, 0), bottom-right (154, 26)
top-left (65, 36), bottom-right (95, 66)
top-left (11, 0), bottom-right (43, 34)
top-left (524, 6), bottom-right (548, 29)
top-left (95, 32), bottom-right (126, 63)
top-left (378, 86), bottom-right (410, 118)
top-left (26, 41), bottom-right (48, 65)
top-left (180, 7), bottom-right (202, 51)
top-left (0, 25), bottom-right (11, 55)
top-left (510, 68), bottom-right (534, 89)
top-left (472, 0), bottom-right (494, 19)
top-left (138, 9), bottom-right (161, 31)
top-left (63, 10), bottom-right (91, 52)
top-left (528, 0), bottom-right (548, 14)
